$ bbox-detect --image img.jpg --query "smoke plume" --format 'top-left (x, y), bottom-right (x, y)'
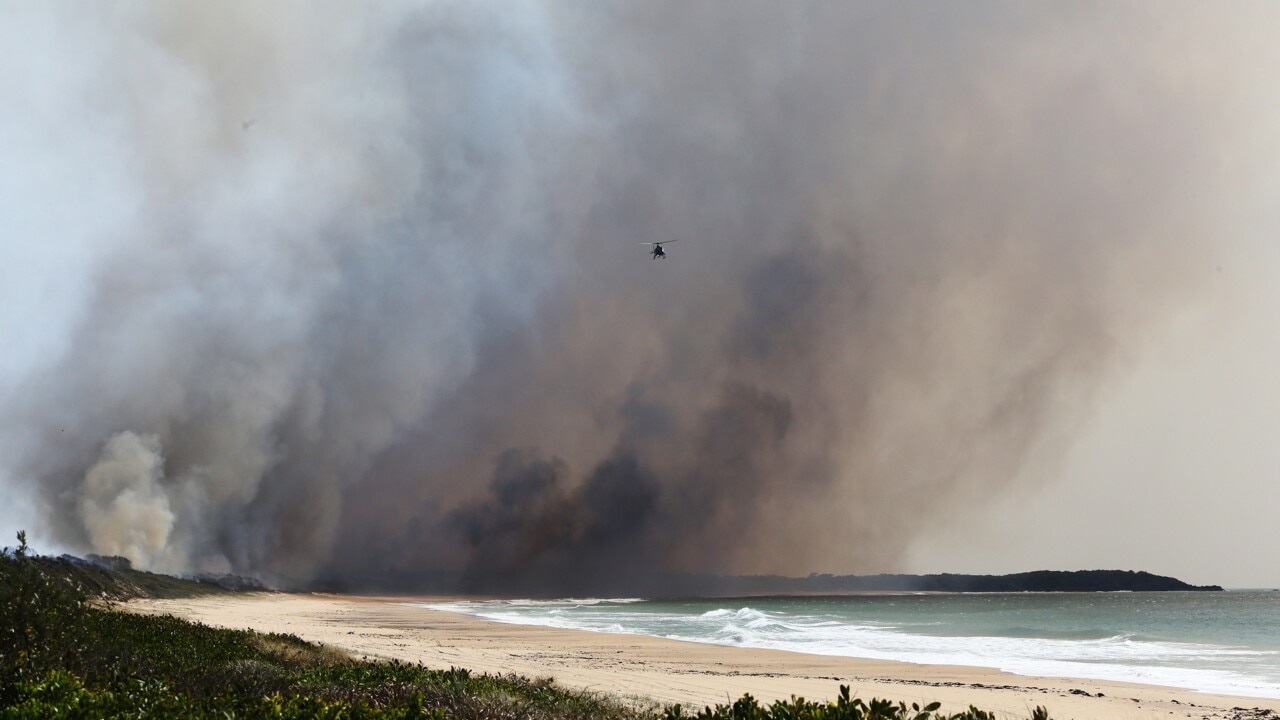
top-left (1, 2), bottom-right (1272, 591)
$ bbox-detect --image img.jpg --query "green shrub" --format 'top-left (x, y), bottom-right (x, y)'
top-left (662, 685), bottom-right (1050, 720)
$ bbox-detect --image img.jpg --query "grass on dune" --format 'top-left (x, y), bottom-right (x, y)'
top-left (1, 531), bottom-right (1052, 719)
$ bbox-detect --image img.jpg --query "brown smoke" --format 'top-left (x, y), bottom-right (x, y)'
top-left (1, 2), bottom-right (1270, 591)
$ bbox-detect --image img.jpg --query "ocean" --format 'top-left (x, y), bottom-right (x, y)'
top-left (418, 592), bottom-right (1280, 699)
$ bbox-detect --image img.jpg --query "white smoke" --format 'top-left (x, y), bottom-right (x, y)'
top-left (1, 0), bottom-right (580, 579)
top-left (77, 432), bottom-right (175, 569)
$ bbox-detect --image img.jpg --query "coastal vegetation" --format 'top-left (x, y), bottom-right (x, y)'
top-left (2, 533), bottom-right (1052, 719)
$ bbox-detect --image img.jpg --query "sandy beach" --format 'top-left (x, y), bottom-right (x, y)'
top-left (124, 593), bottom-right (1279, 720)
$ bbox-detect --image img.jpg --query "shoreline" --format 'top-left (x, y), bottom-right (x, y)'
top-left (125, 592), bottom-right (1280, 719)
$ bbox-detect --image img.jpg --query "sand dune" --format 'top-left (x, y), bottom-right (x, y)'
top-left (125, 593), bottom-right (1280, 719)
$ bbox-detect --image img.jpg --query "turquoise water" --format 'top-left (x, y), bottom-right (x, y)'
top-left (419, 592), bottom-right (1280, 698)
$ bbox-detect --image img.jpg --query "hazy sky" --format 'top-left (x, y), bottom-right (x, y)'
top-left (2, 2), bottom-right (1278, 590)
top-left (908, 248), bottom-right (1280, 588)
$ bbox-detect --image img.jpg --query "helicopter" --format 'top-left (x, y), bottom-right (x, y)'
top-left (642, 239), bottom-right (679, 259)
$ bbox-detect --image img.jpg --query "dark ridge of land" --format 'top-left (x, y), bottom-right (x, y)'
top-left (24, 551), bottom-right (1221, 597)
top-left (315, 568), bottom-right (1223, 597)
top-left (15, 538), bottom-right (1219, 599)
top-left (663, 569), bottom-right (1224, 596)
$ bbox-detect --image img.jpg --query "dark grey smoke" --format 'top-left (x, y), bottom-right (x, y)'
top-left (1, 2), bottom-right (1266, 591)
top-left (414, 383), bottom-right (792, 594)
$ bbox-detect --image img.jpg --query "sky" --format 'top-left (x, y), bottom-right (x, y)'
top-left (2, 1), bottom-right (1278, 590)
top-left (907, 263), bottom-right (1280, 588)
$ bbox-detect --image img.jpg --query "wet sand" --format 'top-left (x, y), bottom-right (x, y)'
top-left (125, 593), bottom-right (1280, 719)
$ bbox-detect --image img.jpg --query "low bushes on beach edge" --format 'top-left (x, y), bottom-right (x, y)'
top-left (1, 532), bottom-right (1051, 720)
